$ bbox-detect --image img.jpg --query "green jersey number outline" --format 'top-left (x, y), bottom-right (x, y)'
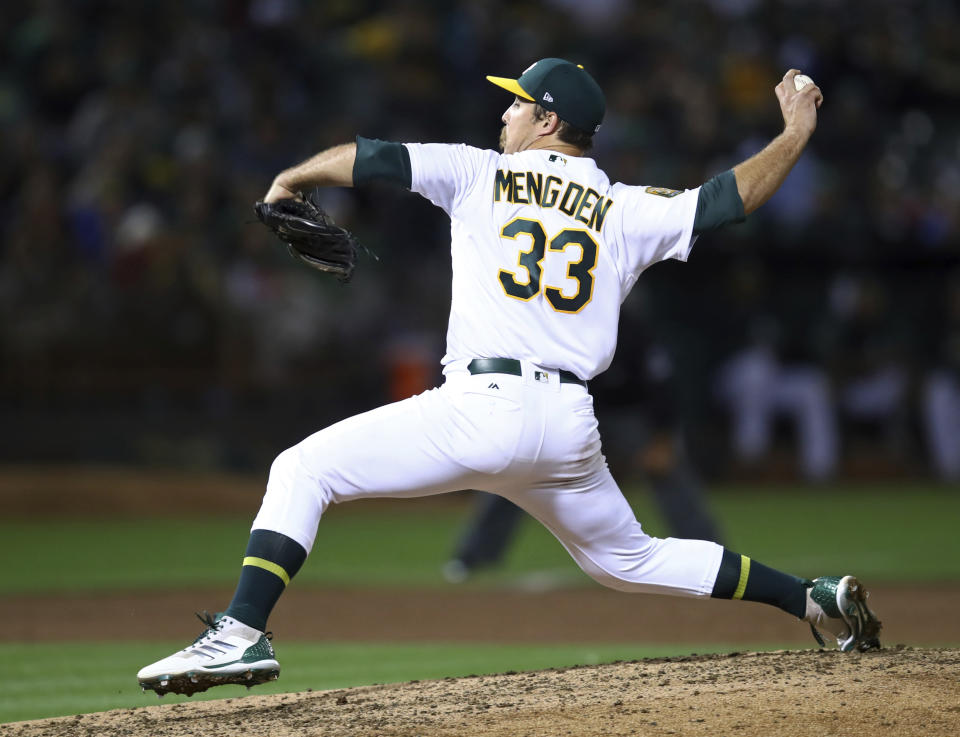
top-left (497, 217), bottom-right (598, 314)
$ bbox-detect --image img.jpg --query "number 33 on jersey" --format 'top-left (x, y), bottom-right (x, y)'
top-left (404, 142), bottom-right (702, 380)
top-left (498, 218), bottom-right (598, 313)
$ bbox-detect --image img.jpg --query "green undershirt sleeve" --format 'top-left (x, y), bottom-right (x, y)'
top-left (353, 136), bottom-right (412, 188)
top-left (693, 169), bottom-right (746, 234)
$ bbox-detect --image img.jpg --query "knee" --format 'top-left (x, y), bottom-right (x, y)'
top-left (268, 443), bottom-right (339, 511)
top-left (266, 445), bottom-right (319, 504)
top-left (254, 446), bottom-right (325, 553)
top-left (577, 558), bottom-right (641, 592)
top-left (269, 446), bottom-right (300, 483)
top-left (570, 530), bottom-right (661, 592)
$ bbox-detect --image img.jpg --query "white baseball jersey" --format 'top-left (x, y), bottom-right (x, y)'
top-left (404, 144), bottom-right (701, 379)
top-left (253, 142), bottom-right (724, 605)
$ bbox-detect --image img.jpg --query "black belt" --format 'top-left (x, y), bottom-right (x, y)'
top-left (467, 358), bottom-right (586, 387)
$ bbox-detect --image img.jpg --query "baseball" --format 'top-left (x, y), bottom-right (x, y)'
top-left (794, 74), bottom-right (815, 91)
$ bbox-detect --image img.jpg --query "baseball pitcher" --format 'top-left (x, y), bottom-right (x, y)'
top-left (138, 60), bottom-right (880, 697)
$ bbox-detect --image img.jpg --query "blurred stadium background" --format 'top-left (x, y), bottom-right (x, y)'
top-left (2, 0), bottom-right (959, 481)
top-left (2, 0), bottom-right (960, 724)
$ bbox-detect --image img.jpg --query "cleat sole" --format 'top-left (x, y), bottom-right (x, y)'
top-left (139, 667), bottom-right (281, 697)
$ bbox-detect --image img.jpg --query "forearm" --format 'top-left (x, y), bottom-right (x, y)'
top-left (274, 143), bottom-right (357, 193)
top-left (264, 138), bottom-right (411, 203)
top-left (732, 125), bottom-right (811, 215)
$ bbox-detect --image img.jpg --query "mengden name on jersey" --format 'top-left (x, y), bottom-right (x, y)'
top-left (493, 169), bottom-right (614, 234)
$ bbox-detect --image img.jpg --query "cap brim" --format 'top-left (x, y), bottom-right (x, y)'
top-left (486, 75), bottom-right (535, 101)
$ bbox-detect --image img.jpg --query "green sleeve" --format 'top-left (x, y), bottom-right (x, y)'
top-left (693, 169), bottom-right (746, 234)
top-left (353, 136), bottom-right (412, 188)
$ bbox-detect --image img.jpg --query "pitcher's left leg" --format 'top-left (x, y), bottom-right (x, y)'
top-left (138, 385), bottom-right (502, 696)
top-left (251, 387), bottom-right (496, 554)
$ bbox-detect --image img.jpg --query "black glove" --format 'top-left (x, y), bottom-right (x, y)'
top-left (254, 189), bottom-right (362, 282)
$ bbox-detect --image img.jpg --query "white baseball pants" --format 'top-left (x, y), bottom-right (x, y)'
top-left (252, 360), bottom-right (724, 597)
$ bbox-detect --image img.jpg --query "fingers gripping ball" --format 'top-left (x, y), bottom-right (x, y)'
top-left (794, 74), bottom-right (815, 91)
top-left (254, 190), bottom-right (367, 282)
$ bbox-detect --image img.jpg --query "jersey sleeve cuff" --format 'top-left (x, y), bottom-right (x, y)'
top-left (692, 169), bottom-right (746, 234)
top-left (353, 136), bottom-right (412, 188)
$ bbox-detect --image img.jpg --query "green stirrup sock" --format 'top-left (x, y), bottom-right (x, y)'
top-left (224, 529), bottom-right (307, 631)
top-left (711, 548), bottom-right (808, 619)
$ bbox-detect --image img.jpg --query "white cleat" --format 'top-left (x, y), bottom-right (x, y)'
top-left (137, 612), bottom-right (280, 696)
top-left (805, 575), bottom-right (882, 652)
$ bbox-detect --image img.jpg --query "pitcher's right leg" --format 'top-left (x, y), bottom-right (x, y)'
top-left (509, 465), bottom-right (880, 651)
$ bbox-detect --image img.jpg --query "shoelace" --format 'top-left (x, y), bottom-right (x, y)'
top-left (183, 611), bottom-right (227, 654)
top-left (809, 623), bottom-right (826, 647)
top-left (189, 610), bottom-right (274, 645)
top-left (192, 611), bottom-right (222, 640)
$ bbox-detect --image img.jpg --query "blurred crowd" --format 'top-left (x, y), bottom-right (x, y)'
top-left (1, 0), bottom-right (958, 479)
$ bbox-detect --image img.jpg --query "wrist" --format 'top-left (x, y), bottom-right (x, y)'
top-left (781, 123), bottom-right (813, 147)
top-left (274, 173), bottom-right (299, 194)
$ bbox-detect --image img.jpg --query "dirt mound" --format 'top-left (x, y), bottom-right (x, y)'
top-left (6, 648), bottom-right (958, 737)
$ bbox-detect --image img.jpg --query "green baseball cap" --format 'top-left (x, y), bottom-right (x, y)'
top-left (487, 58), bottom-right (605, 134)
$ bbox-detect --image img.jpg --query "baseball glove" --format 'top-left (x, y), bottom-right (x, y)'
top-left (254, 190), bottom-right (362, 282)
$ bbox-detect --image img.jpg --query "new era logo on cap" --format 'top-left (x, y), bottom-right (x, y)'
top-left (486, 58), bottom-right (606, 135)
